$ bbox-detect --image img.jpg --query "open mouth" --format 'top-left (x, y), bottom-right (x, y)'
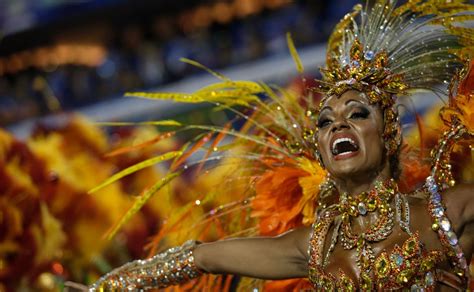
top-left (331, 136), bottom-right (359, 159)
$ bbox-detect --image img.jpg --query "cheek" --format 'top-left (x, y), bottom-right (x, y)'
top-left (316, 132), bottom-right (330, 157)
top-left (356, 119), bottom-right (385, 156)
top-left (359, 120), bottom-right (385, 157)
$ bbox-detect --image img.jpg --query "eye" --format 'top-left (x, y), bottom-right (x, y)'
top-left (349, 108), bottom-right (370, 119)
top-left (317, 118), bottom-right (332, 128)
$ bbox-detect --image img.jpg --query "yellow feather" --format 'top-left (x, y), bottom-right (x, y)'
top-left (88, 151), bottom-right (182, 194)
top-left (286, 32), bottom-right (304, 74)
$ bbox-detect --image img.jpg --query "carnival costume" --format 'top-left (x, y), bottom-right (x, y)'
top-left (89, 0), bottom-right (474, 290)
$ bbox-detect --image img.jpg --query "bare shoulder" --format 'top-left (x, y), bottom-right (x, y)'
top-left (443, 183), bottom-right (474, 227)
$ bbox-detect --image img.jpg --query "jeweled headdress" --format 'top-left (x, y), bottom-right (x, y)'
top-left (316, 0), bottom-right (474, 154)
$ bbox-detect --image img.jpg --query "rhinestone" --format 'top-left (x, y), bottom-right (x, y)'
top-left (431, 192), bottom-right (441, 203)
top-left (168, 247), bottom-right (179, 253)
top-left (351, 60), bottom-right (360, 68)
top-left (454, 245), bottom-right (464, 258)
top-left (440, 218), bottom-right (451, 232)
top-left (446, 231), bottom-right (458, 245)
top-left (349, 205), bottom-right (358, 217)
top-left (410, 284), bottom-right (421, 292)
top-left (426, 176), bottom-right (435, 185)
top-left (358, 202), bottom-right (367, 215)
top-left (391, 253), bottom-right (404, 267)
top-left (425, 271), bottom-right (434, 286)
top-left (396, 269), bottom-right (412, 283)
top-left (175, 272), bottom-right (183, 280)
top-left (403, 237), bottom-right (418, 256)
top-left (375, 253), bottom-right (390, 278)
top-left (167, 259), bottom-right (177, 270)
top-left (367, 197), bottom-right (376, 211)
top-left (459, 257), bottom-right (467, 269)
top-left (433, 207), bottom-right (444, 217)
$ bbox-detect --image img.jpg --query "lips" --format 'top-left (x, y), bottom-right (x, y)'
top-left (330, 133), bottom-right (360, 160)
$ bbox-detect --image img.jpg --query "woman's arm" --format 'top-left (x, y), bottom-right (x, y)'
top-left (89, 226), bottom-right (312, 290)
top-left (195, 226), bottom-right (311, 279)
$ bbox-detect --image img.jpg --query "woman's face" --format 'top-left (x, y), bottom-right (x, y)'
top-left (316, 90), bottom-right (386, 179)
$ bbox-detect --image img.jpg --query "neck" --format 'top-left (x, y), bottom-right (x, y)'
top-left (332, 164), bottom-right (392, 195)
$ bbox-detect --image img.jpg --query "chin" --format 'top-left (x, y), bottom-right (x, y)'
top-left (327, 155), bottom-right (374, 178)
top-left (330, 165), bottom-right (364, 178)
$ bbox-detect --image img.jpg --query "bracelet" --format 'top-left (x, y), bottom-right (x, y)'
top-left (89, 240), bottom-right (203, 291)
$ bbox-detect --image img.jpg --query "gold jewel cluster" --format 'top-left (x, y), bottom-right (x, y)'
top-left (89, 240), bottom-right (202, 291)
top-left (339, 180), bottom-right (397, 279)
top-left (372, 233), bottom-right (444, 290)
top-left (320, 39), bottom-right (408, 107)
top-left (319, 233), bottom-right (444, 291)
top-left (338, 178), bottom-right (395, 217)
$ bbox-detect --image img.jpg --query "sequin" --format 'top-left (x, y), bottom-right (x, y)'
top-left (439, 218), bottom-right (451, 232)
top-left (391, 253), bottom-right (404, 267)
top-left (433, 207), bottom-right (444, 217)
top-left (364, 50), bottom-right (375, 60)
top-left (358, 202), bottom-right (367, 215)
top-left (424, 271), bottom-right (434, 286)
top-left (447, 231), bottom-right (458, 245)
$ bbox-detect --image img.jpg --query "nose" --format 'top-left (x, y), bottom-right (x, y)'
top-left (331, 118), bottom-right (349, 132)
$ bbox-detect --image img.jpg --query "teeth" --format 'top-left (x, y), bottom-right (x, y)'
top-left (332, 137), bottom-right (357, 154)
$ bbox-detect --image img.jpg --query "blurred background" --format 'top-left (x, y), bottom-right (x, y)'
top-left (0, 1), bottom-right (360, 290)
top-left (0, 0), bottom-right (361, 135)
top-left (1, 0), bottom-right (472, 291)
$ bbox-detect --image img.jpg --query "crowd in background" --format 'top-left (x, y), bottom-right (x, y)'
top-left (0, 0), bottom-right (359, 127)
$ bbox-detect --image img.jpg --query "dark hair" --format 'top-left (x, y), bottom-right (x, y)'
top-left (389, 147), bottom-right (401, 180)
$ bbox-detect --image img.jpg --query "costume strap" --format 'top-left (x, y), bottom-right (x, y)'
top-left (89, 240), bottom-right (203, 291)
top-left (425, 124), bottom-right (470, 285)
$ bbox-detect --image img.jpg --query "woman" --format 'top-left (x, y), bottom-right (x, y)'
top-left (88, 0), bottom-right (474, 290)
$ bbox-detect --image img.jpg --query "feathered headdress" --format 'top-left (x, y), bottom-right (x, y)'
top-left (320, 0), bottom-right (474, 100)
top-left (316, 0), bottom-right (474, 154)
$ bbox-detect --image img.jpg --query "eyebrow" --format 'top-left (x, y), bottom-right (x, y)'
top-left (319, 105), bottom-right (332, 113)
top-left (319, 99), bottom-right (367, 113)
top-left (345, 99), bottom-right (367, 106)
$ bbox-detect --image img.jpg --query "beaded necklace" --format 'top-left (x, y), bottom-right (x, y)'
top-left (308, 179), bottom-right (443, 290)
top-left (338, 179), bottom-right (400, 287)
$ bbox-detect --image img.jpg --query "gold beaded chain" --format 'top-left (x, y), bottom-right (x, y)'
top-left (338, 180), bottom-right (398, 287)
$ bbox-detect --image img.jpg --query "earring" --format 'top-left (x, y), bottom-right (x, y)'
top-left (318, 174), bottom-right (335, 199)
top-left (314, 143), bottom-right (325, 169)
top-left (384, 107), bottom-right (402, 155)
top-left (385, 120), bottom-right (402, 155)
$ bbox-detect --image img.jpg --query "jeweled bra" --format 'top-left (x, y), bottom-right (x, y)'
top-left (307, 179), bottom-right (465, 290)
